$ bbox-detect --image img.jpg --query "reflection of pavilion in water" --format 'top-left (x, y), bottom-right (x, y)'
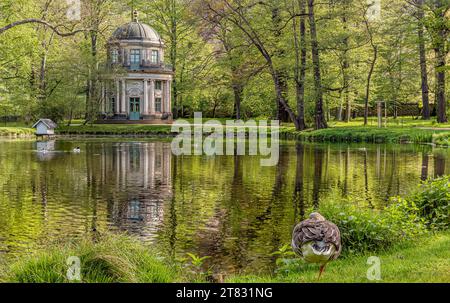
top-left (95, 142), bottom-right (172, 239)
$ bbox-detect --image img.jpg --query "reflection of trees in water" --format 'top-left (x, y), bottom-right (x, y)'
top-left (312, 146), bottom-right (323, 209)
top-left (293, 143), bottom-right (305, 223)
top-left (421, 153), bottom-right (429, 181)
top-left (434, 153), bottom-right (446, 177)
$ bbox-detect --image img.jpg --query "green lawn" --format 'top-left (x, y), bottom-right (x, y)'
top-left (227, 232), bottom-right (450, 283)
top-left (329, 117), bottom-right (450, 129)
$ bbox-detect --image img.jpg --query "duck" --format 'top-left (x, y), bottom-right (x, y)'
top-left (73, 147), bottom-right (81, 153)
top-left (291, 212), bottom-right (342, 278)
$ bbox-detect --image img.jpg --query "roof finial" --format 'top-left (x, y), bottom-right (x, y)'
top-left (133, 9), bottom-right (139, 22)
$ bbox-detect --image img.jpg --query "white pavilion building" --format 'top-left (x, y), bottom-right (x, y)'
top-left (99, 11), bottom-right (174, 123)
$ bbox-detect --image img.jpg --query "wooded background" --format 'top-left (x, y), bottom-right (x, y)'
top-left (0, 0), bottom-right (448, 129)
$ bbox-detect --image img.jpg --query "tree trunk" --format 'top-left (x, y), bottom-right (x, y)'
top-left (342, 4), bottom-right (351, 122)
top-left (432, 0), bottom-right (447, 123)
top-left (363, 15), bottom-right (378, 126)
top-left (170, 0), bottom-right (178, 119)
top-left (307, 0), bottom-right (327, 129)
top-left (293, 0), bottom-right (307, 130)
top-left (435, 45), bottom-right (447, 123)
top-left (364, 46), bottom-right (377, 125)
top-left (272, 7), bottom-right (290, 122)
top-left (232, 83), bottom-right (243, 119)
top-left (417, 0), bottom-right (430, 120)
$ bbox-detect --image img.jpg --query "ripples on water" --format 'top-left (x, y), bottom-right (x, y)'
top-left (0, 139), bottom-right (448, 275)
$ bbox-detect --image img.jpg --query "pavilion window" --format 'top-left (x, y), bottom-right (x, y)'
top-left (155, 97), bottom-right (162, 112)
top-left (130, 49), bottom-right (141, 64)
top-left (111, 97), bottom-right (116, 113)
top-left (155, 80), bottom-right (162, 90)
top-left (151, 50), bottom-right (159, 63)
top-left (111, 49), bottom-right (119, 63)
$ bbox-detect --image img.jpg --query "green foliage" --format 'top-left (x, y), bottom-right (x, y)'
top-left (37, 101), bottom-right (66, 123)
top-left (0, 127), bottom-right (34, 137)
top-left (433, 133), bottom-right (450, 146)
top-left (406, 176), bottom-right (450, 230)
top-left (318, 199), bottom-right (427, 256)
top-left (4, 233), bottom-right (177, 283)
top-left (283, 126), bottom-right (447, 144)
top-left (2, 0), bottom-right (447, 124)
top-left (174, 253), bottom-right (212, 283)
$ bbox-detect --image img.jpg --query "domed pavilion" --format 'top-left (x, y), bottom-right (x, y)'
top-left (99, 11), bottom-right (174, 123)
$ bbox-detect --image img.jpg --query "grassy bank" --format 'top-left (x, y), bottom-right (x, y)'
top-left (281, 126), bottom-right (450, 145)
top-left (55, 122), bottom-right (450, 146)
top-left (1, 234), bottom-right (178, 283)
top-left (56, 124), bottom-right (174, 136)
top-left (1, 231), bottom-right (448, 283)
top-left (0, 127), bottom-right (35, 137)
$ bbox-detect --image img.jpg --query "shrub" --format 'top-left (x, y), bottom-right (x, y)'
top-left (406, 176), bottom-right (450, 230)
top-left (433, 133), bottom-right (450, 146)
top-left (317, 199), bottom-right (427, 256)
top-left (312, 176), bottom-right (449, 255)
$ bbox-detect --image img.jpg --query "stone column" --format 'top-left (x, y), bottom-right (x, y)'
top-left (121, 79), bottom-right (126, 114)
top-left (116, 80), bottom-right (120, 114)
top-left (149, 80), bottom-right (155, 114)
top-left (143, 79), bottom-right (148, 115)
top-left (168, 80), bottom-right (172, 114)
top-left (164, 81), bottom-right (169, 112)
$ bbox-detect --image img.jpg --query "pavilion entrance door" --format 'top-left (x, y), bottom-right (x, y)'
top-left (129, 97), bottom-right (141, 120)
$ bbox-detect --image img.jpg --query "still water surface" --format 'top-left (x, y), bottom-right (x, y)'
top-left (0, 139), bottom-right (448, 275)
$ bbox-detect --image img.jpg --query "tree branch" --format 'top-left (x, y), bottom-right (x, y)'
top-left (0, 19), bottom-right (88, 36)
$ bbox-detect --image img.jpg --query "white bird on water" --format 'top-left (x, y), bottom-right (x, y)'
top-left (73, 147), bottom-right (81, 153)
top-left (291, 212), bottom-right (342, 279)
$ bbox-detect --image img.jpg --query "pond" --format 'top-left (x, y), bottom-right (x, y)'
top-left (0, 139), bottom-right (448, 276)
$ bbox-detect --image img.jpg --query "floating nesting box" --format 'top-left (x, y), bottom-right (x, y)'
top-left (32, 119), bottom-right (57, 138)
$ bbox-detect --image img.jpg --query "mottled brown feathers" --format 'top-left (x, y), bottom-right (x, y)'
top-left (291, 217), bottom-right (342, 260)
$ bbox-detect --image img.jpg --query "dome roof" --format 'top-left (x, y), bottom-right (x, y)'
top-left (110, 21), bottom-right (163, 44)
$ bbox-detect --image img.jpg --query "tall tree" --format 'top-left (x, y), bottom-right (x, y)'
top-left (416, 0), bottom-right (431, 119)
top-left (292, 0), bottom-right (307, 130)
top-left (362, 3), bottom-right (378, 126)
top-left (307, 0), bottom-right (327, 129)
top-left (428, 0), bottom-right (448, 123)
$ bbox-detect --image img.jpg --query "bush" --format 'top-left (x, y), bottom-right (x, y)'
top-left (4, 233), bottom-right (177, 283)
top-left (433, 133), bottom-right (450, 146)
top-left (317, 199), bottom-right (427, 256)
top-left (314, 176), bottom-right (449, 255)
top-left (407, 176), bottom-right (450, 230)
